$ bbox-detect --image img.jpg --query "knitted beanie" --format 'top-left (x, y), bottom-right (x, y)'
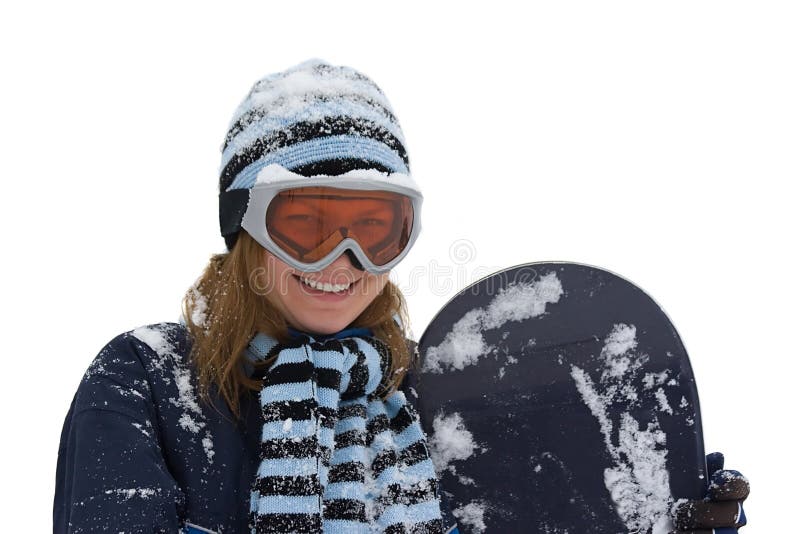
top-left (218, 59), bottom-right (412, 251)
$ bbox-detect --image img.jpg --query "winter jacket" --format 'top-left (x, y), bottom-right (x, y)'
top-left (53, 322), bottom-right (459, 533)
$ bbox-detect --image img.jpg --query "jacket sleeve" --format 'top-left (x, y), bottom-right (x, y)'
top-left (53, 332), bottom-right (186, 533)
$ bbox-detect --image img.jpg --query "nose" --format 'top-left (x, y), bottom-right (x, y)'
top-left (344, 249), bottom-right (365, 271)
top-left (322, 248), bottom-right (365, 273)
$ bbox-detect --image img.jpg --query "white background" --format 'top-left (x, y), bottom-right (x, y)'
top-left (2, 1), bottom-right (796, 531)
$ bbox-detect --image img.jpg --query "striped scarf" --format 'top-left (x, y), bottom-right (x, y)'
top-left (246, 328), bottom-right (444, 533)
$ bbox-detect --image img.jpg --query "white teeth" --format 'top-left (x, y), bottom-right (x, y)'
top-left (299, 276), bottom-right (353, 293)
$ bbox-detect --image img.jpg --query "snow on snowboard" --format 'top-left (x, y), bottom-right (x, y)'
top-left (416, 262), bottom-right (707, 533)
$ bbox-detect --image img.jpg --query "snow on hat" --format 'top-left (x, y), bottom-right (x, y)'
top-left (218, 59), bottom-right (413, 251)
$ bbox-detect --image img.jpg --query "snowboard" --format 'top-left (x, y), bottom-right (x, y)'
top-left (415, 262), bottom-right (707, 533)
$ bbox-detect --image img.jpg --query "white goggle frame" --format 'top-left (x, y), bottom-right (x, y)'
top-left (239, 164), bottom-right (423, 274)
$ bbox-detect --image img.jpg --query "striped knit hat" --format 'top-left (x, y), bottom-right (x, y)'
top-left (218, 59), bottom-right (413, 251)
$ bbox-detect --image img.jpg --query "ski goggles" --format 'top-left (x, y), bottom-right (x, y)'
top-left (240, 166), bottom-right (422, 273)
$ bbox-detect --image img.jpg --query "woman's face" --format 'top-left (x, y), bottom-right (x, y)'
top-left (261, 250), bottom-right (389, 335)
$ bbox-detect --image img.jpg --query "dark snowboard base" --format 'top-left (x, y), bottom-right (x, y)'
top-left (416, 262), bottom-right (706, 533)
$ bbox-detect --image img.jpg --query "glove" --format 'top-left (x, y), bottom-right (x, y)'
top-left (672, 452), bottom-right (749, 533)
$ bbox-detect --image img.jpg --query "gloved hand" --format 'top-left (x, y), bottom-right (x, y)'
top-left (672, 452), bottom-right (749, 533)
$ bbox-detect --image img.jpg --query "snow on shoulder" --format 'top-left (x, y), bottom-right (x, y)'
top-left (423, 271), bottom-right (563, 373)
top-left (130, 323), bottom-right (216, 464)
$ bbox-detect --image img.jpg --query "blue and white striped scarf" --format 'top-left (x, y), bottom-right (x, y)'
top-left (246, 328), bottom-right (443, 533)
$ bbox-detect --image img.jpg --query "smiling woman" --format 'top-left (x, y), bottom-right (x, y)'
top-left (53, 59), bottom-right (455, 534)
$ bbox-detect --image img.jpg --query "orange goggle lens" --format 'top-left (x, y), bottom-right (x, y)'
top-left (265, 186), bottom-right (414, 267)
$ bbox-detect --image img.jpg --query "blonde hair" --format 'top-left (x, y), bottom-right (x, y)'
top-left (181, 231), bottom-right (413, 418)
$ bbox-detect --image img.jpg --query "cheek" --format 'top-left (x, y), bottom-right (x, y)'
top-left (261, 254), bottom-right (297, 309)
top-left (365, 273), bottom-right (390, 297)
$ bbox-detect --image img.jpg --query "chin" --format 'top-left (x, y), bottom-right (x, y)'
top-left (296, 316), bottom-right (353, 336)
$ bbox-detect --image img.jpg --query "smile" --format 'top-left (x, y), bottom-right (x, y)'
top-left (297, 275), bottom-right (357, 293)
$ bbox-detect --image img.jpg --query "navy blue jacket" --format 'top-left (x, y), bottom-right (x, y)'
top-left (53, 322), bottom-right (458, 533)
